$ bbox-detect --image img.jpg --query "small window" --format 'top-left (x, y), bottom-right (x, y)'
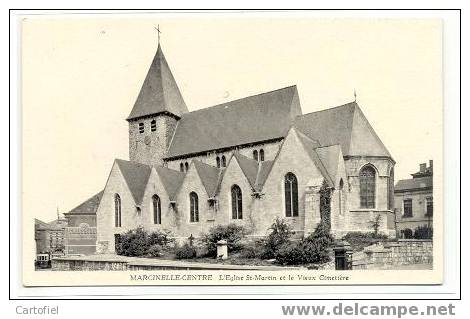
top-left (180, 163), bottom-right (184, 172)
top-left (216, 156), bottom-right (220, 168)
top-left (190, 192), bottom-right (199, 222)
top-left (403, 199), bottom-right (413, 218)
top-left (231, 185), bottom-right (243, 219)
top-left (185, 162), bottom-right (189, 172)
top-left (138, 122), bottom-right (144, 134)
top-left (253, 150), bottom-right (258, 161)
top-left (221, 155), bottom-right (226, 167)
top-left (426, 197), bottom-right (433, 217)
top-left (259, 149), bottom-right (264, 161)
top-left (151, 119), bottom-right (156, 132)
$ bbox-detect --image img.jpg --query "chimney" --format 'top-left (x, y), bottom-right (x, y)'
top-left (429, 160), bottom-right (433, 170)
top-left (419, 163), bottom-right (426, 173)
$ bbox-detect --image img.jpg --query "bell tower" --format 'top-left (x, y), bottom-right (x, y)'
top-left (126, 43), bottom-right (188, 166)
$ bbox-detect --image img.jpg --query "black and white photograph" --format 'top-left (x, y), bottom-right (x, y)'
top-left (18, 12), bottom-right (448, 288)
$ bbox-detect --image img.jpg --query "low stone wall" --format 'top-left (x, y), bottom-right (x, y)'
top-left (51, 255), bottom-right (296, 271)
top-left (352, 239), bottom-right (432, 269)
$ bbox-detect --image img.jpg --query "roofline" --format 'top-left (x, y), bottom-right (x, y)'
top-left (296, 101), bottom-right (357, 119)
top-left (343, 155), bottom-right (395, 164)
top-left (126, 111), bottom-right (181, 122)
top-left (394, 187), bottom-right (433, 193)
top-left (184, 85), bottom-right (298, 117)
top-left (164, 137), bottom-right (284, 161)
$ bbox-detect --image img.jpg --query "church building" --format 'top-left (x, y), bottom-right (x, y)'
top-left (94, 42), bottom-right (396, 253)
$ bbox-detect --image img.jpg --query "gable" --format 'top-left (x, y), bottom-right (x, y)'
top-left (115, 159), bottom-right (152, 204)
top-left (294, 102), bottom-right (391, 158)
top-left (155, 166), bottom-right (185, 200)
top-left (193, 160), bottom-right (222, 197)
top-left (166, 85), bottom-right (302, 159)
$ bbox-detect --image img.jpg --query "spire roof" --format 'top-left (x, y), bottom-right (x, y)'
top-left (127, 44), bottom-right (188, 120)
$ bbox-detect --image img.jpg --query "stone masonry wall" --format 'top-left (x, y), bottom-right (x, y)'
top-left (129, 115), bottom-right (177, 166)
top-left (352, 239), bottom-right (433, 269)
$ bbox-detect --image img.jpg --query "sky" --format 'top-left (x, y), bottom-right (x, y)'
top-left (21, 13), bottom-right (442, 222)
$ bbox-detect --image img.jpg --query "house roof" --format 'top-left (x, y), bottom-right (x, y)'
top-left (127, 44), bottom-right (188, 120)
top-left (115, 159), bottom-right (152, 204)
top-left (294, 102), bottom-right (392, 159)
top-left (154, 166), bottom-right (186, 201)
top-left (193, 160), bottom-right (222, 197)
top-left (165, 85), bottom-right (302, 159)
top-left (395, 176), bottom-right (433, 192)
top-left (65, 191), bottom-right (103, 216)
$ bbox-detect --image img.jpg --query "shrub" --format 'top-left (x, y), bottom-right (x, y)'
top-left (116, 227), bottom-right (149, 256)
top-left (274, 223), bottom-right (334, 265)
top-left (342, 231), bottom-right (388, 251)
top-left (175, 243), bottom-right (197, 259)
top-left (274, 242), bottom-right (304, 265)
top-left (200, 224), bottom-right (247, 257)
top-left (146, 244), bottom-right (163, 257)
top-left (148, 230), bottom-right (175, 247)
top-left (116, 227), bottom-right (174, 257)
top-left (239, 240), bottom-right (265, 259)
top-left (413, 225), bottom-right (433, 239)
top-left (262, 218), bottom-right (293, 259)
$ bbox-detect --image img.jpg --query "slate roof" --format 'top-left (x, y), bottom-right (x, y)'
top-left (395, 176), bottom-right (433, 192)
top-left (165, 85), bottom-right (302, 159)
top-left (232, 152), bottom-right (275, 192)
top-left (296, 130), bottom-right (335, 187)
top-left (127, 44), bottom-right (188, 120)
top-left (193, 160), bottom-right (222, 197)
top-left (294, 102), bottom-right (392, 158)
top-left (154, 166), bottom-right (185, 201)
top-left (115, 159), bottom-right (152, 204)
top-left (315, 144), bottom-right (342, 186)
top-left (65, 191), bottom-right (104, 216)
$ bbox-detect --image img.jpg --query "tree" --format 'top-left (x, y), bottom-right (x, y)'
top-left (369, 214), bottom-right (382, 237)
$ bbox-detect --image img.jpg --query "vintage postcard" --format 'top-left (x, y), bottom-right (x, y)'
top-left (22, 12), bottom-right (443, 287)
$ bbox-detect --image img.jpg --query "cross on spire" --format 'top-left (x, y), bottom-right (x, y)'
top-left (354, 89), bottom-right (357, 102)
top-left (155, 25), bottom-right (162, 45)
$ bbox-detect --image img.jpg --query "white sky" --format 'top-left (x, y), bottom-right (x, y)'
top-left (21, 14), bottom-right (442, 222)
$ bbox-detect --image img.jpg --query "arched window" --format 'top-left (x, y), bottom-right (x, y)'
top-left (221, 155), bottom-right (226, 167)
top-left (388, 167), bottom-right (394, 210)
top-left (150, 119), bottom-right (156, 132)
top-left (359, 165), bottom-right (376, 209)
top-left (189, 192), bottom-right (199, 222)
top-left (259, 149), bottom-right (264, 161)
top-left (152, 195), bottom-right (161, 224)
top-left (114, 194), bottom-right (121, 227)
top-left (338, 178), bottom-right (344, 215)
top-left (185, 162), bottom-right (189, 172)
top-left (284, 173), bottom-right (299, 217)
top-left (180, 163), bottom-right (184, 172)
top-left (253, 150), bottom-right (258, 161)
top-left (216, 156), bottom-right (220, 168)
top-left (231, 185), bottom-right (243, 219)
top-left (138, 122), bottom-right (144, 133)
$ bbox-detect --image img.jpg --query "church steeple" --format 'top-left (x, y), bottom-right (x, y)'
top-left (127, 44), bottom-right (188, 121)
